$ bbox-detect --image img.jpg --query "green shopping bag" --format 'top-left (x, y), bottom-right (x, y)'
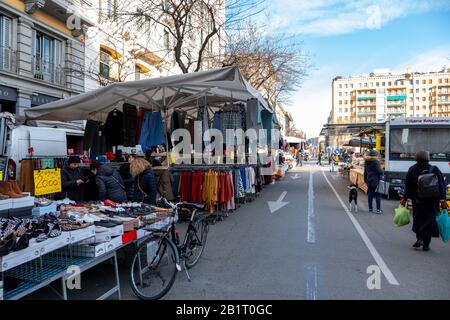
top-left (436, 210), bottom-right (450, 243)
top-left (393, 205), bottom-right (410, 227)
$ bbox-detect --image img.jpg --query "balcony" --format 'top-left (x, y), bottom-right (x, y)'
top-left (387, 110), bottom-right (407, 115)
top-left (438, 100), bottom-right (450, 105)
top-left (387, 102), bottom-right (406, 107)
top-left (32, 55), bottom-right (65, 87)
top-left (0, 46), bottom-right (18, 74)
top-left (387, 95), bottom-right (407, 101)
top-left (357, 102), bottom-right (376, 107)
top-left (357, 110), bottom-right (377, 117)
top-left (357, 95), bottom-right (376, 101)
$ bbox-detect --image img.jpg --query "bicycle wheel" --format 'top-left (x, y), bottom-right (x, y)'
top-left (130, 236), bottom-right (179, 300)
top-left (184, 217), bottom-right (209, 269)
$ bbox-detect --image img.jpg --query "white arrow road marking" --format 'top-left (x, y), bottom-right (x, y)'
top-left (307, 167), bottom-right (316, 244)
top-left (321, 169), bottom-right (400, 286)
top-left (291, 174), bottom-right (301, 180)
top-left (268, 191), bottom-right (289, 213)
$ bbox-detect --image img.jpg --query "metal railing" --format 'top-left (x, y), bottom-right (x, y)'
top-left (0, 45), bottom-right (18, 73)
top-left (32, 55), bottom-right (66, 86)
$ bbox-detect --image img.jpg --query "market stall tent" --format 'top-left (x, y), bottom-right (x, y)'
top-left (24, 66), bottom-right (272, 122)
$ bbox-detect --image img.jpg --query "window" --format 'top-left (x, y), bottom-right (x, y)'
top-left (376, 82), bottom-right (379, 87)
top-left (422, 80), bottom-right (426, 84)
top-left (164, 29), bottom-right (170, 49)
top-left (344, 84), bottom-right (347, 89)
top-left (422, 105), bottom-right (426, 110)
top-left (338, 100), bottom-right (342, 104)
top-left (422, 88), bottom-right (426, 93)
top-left (422, 97), bottom-right (426, 101)
top-left (338, 92), bottom-right (342, 96)
top-left (106, 0), bottom-right (118, 21)
top-left (99, 48), bottom-right (112, 79)
top-left (345, 108), bottom-right (348, 113)
top-left (0, 15), bottom-right (13, 71)
top-left (388, 82), bottom-right (392, 86)
top-left (364, 83), bottom-right (368, 87)
top-left (416, 80), bottom-right (419, 85)
top-left (339, 84), bottom-right (342, 89)
top-left (339, 108), bottom-right (342, 113)
top-left (429, 79), bottom-right (432, 84)
top-left (439, 79), bottom-right (442, 84)
top-left (416, 88), bottom-right (419, 93)
top-left (382, 82), bottom-right (385, 86)
top-left (350, 84), bottom-right (353, 88)
top-left (32, 30), bottom-right (63, 85)
top-left (410, 89), bottom-right (413, 94)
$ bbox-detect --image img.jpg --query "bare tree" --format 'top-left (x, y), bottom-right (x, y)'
top-left (223, 23), bottom-right (311, 105)
top-left (117, 0), bottom-right (265, 74)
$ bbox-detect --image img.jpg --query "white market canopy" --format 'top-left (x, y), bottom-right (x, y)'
top-left (25, 66), bottom-right (272, 122)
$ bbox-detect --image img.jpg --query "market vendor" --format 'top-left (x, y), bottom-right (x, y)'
top-left (61, 156), bottom-right (87, 201)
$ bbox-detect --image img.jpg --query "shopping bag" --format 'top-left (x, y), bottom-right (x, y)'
top-left (376, 180), bottom-right (390, 195)
top-left (435, 210), bottom-right (450, 243)
top-left (393, 205), bottom-right (410, 227)
top-left (277, 168), bottom-right (283, 177)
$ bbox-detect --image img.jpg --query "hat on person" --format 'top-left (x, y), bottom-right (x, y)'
top-left (368, 149), bottom-right (379, 157)
top-left (68, 156), bottom-right (81, 164)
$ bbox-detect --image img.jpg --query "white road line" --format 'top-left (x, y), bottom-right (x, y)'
top-left (304, 263), bottom-right (319, 300)
top-left (307, 166), bottom-right (316, 244)
top-left (321, 169), bottom-right (400, 286)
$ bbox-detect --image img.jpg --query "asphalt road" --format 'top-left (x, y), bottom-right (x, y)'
top-left (26, 162), bottom-right (450, 300)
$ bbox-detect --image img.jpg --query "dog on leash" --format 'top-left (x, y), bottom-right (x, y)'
top-left (348, 184), bottom-right (358, 212)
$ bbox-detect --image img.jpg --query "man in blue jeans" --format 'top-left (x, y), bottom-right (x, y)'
top-left (364, 149), bottom-right (384, 214)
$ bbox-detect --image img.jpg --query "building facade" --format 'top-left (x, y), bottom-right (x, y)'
top-left (331, 68), bottom-right (450, 125)
top-left (82, 0), bottom-right (225, 91)
top-left (0, 0), bottom-right (90, 115)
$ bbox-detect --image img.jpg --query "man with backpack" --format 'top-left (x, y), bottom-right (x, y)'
top-left (401, 151), bottom-right (448, 251)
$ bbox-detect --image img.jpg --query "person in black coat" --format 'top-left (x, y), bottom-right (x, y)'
top-left (364, 149), bottom-right (384, 213)
top-left (130, 157), bottom-right (157, 205)
top-left (93, 164), bottom-right (127, 203)
top-left (401, 151), bottom-right (448, 251)
top-left (61, 156), bottom-right (87, 202)
top-left (119, 161), bottom-right (135, 202)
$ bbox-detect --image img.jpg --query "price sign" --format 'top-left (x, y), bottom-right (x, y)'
top-left (33, 169), bottom-right (62, 196)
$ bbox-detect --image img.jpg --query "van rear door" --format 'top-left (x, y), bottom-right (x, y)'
top-left (29, 128), bottom-right (67, 157)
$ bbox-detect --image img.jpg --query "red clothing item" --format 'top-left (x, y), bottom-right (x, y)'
top-left (180, 172), bottom-right (192, 202)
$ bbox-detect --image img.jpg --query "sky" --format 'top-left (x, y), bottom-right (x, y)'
top-left (263, 0), bottom-right (450, 138)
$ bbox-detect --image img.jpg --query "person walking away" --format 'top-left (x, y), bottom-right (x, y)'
top-left (317, 152), bottom-right (322, 166)
top-left (61, 156), bottom-right (87, 202)
top-left (130, 157), bottom-right (157, 205)
top-left (400, 151), bottom-right (447, 251)
top-left (93, 164), bottom-right (127, 203)
top-left (329, 155), bottom-right (335, 172)
top-left (364, 150), bottom-right (384, 214)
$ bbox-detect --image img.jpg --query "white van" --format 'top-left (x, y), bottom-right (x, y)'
top-left (3, 124), bottom-right (84, 180)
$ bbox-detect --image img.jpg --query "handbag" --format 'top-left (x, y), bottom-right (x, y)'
top-left (436, 209), bottom-right (450, 243)
top-left (376, 180), bottom-right (389, 195)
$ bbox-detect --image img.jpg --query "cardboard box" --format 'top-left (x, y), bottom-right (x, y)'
top-left (105, 236), bottom-right (123, 252)
top-left (137, 228), bottom-right (151, 240)
top-left (12, 196), bottom-right (35, 209)
top-left (70, 225), bottom-right (96, 244)
top-left (37, 232), bottom-right (71, 255)
top-left (109, 224), bottom-right (124, 237)
top-left (122, 230), bottom-right (137, 245)
top-left (0, 199), bottom-right (12, 212)
top-left (0, 241), bottom-right (41, 272)
top-left (32, 203), bottom-right (57, 217)
top-left (71, 243), bottom-right (106, 258)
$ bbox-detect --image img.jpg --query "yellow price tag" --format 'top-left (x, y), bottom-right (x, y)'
top-left (33, 169), bottom-right (62, 196)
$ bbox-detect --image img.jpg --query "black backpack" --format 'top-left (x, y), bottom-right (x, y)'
top-left (417, 166), bottom-right (440, 199)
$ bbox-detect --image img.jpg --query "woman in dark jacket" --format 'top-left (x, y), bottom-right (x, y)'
top-left (130, 158), bottom-right (157, 205)
top-left (401, 151), bottom-right (447, 251)
top-left (61, 156), bottom-right (86, 202)
top-left (364, 149), bottom-right (384, 214)
top-left (94, 165), bottom-right (127, 203)
top-left (119, 162), bottom-right (135, 201)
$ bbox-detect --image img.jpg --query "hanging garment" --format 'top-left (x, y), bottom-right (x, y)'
top-left (104, 109), bottom-right (124, 148)
top-left (84, 120), bottom-right (107, 159)
top-left (212, 112), bottom-right (221, 131)
top-left (139, 111), bottom-right (166, 150)
top-left (123, 104), bottom-right (138, 147)
top-left (171, 109), bottom-right (187, 133)
top-left (237, 170), bottom-right (245, 198)
top-left (171, 172), bottom-right (181, 199)
top-left (136, 108), bottom-right (148, 145)
top-left (19, 159), bottom-right (35, 194)
top-left (225, 171), bottom-right (235, 211)
top-left (246, 99), bottom-right (262, 129)
top-left (179, 172), bottom-right (192, 202)
top-left (261, 110), bottom-right (274, 144)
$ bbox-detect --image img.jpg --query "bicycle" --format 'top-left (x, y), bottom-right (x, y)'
top-left (129, 198), bottom-right (212, 300)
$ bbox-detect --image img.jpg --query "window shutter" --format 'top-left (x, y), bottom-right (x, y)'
top-left (1, 16), bottom-right (12, 69)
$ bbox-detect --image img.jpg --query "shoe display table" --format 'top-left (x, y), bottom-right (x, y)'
top-left (0, 218), bottom-right (172, 300)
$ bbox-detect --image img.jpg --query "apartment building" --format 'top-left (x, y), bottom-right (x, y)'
top-left (331, 68), bottom-right (450, 125)
top-left (0, 0), bottom-right (91, 115)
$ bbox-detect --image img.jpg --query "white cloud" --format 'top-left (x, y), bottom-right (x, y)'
top-left (266, 0), bottom-right (450, 36)
top-left (393, 45), bottom-right (450, 73)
